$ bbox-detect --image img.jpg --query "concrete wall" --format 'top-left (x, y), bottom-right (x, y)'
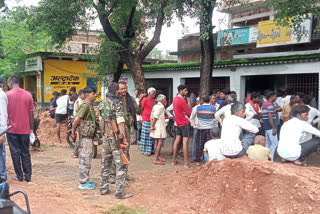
top-left (121, 61), bottom-right (320, 103)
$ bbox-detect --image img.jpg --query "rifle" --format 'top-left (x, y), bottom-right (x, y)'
top-left (110, 120), bottom-right (130, 165)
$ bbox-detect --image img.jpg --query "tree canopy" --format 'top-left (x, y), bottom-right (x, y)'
top-left (0, 6), bottom-right (52, 76)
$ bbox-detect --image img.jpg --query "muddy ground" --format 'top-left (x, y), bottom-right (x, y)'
top-left (5, 114), bottom-right (320, 214)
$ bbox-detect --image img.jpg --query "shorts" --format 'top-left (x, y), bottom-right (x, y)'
top-left (55, 113), bottom-right (67, 123)
top-left (176, 124), bottom-right (190, 138)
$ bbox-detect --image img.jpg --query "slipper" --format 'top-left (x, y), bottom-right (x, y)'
top-left (73, 155), bottom-right (78, 158)
top-left (293, 160), bottom-right (308, 167)
top-left (184, 164), bottom-right (193, 169)
top-left (280, 159), bottom-right (291, 163)
top-left (159, 157), bottom-right (166, 162)
top-left (171, 161), bottom-right (180, 166)
top-left (154, 160), bottom-right (165, 165)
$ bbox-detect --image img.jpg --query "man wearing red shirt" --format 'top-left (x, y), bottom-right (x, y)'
top-left (140, 87), bottom-right (156, 155)
top-left (172, 84), bottom-right (191, 168)
top-left (6, 76), bottom-right (34, 182)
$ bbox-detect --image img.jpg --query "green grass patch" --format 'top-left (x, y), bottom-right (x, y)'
top-left (107, 205), bottom-right (145, 214)
top-left (140, 53), bottom-right (320, 71)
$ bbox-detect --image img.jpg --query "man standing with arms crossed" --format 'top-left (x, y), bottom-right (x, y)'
top-left (0, 77), bottom-right (8, 182)
top-left (172, 85), bottom-right (192, 168)
top-left (6, 76), bottom-right (34, 182)
top-left (99, 82), bottom-right (132, 199)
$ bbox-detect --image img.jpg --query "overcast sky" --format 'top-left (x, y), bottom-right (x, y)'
top-left (6, 0), bottom-right (228, 52)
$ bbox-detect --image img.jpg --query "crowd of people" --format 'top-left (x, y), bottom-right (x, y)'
top-left (1, 75), bottom-right (320, 200)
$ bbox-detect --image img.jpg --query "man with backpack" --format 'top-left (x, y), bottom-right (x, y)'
top-left (72, 87), bottom-right (97, 189)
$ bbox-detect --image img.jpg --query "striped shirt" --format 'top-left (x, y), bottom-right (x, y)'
top-left (262, 101), bottom-right (277, 130)
top-left (196, 103), bottom-right (216, 129)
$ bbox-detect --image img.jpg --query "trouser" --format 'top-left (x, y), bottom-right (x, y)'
top-left (0, 142), bottom-right (6, 181)
top-left (79, 138), bottom-right (93, 184)
top-left (226, 131), bottom-right (256, 159)
top-left (7, 133), bottom-right (32, 181)
top-left (192, 128), bottom-right (198, 161)
top-left (133, 121), bottom-right (142, 143)
top-left (110, 129), bottom-right (130, 181)
top-left (298, 137), bottom-right (320, 162)
top-left (265, 130), bottom-right (278, 161)
top-left (100, 136), bottom-right (126, 197)
top-left (33, 117), bottom-right (40, 134)
top-left (195, 129), bottom-right (211, 162)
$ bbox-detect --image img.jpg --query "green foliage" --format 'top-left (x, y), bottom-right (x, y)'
top-left (0, 6), bottom-right (53, 76)
top-left (107, 205), bottom-right (145, 214)
top-left (265, 0), bottom-right (319, 33)
top-left (142, 53), bottom-right (320, 71)
top-left (147, 48), bottom-right (178, 60)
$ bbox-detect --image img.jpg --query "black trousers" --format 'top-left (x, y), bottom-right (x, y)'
top-left (7, 133), bottom-right (32, 181)
top-left (298, 137), bottom-right (320, 162)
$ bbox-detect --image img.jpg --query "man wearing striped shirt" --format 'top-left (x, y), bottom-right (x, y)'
top-left (194, 95), bottom-right (217, 165)
top-left (220, 103), bottom-right (259, 158)
top-left (262, 91), bottom-right (278, 161)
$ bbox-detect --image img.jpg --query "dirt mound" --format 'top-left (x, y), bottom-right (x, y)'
top-left (131, 158), bottom-right (320, 214)
top-left (36, 112), bottom-right (68, 147)
top-left (184, 159), bottom-right (320, 213)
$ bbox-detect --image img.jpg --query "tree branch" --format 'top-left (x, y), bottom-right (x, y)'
top-left (124, 6), bottom-right (136, 41)
top-left (138, 1), bottom-right (167, 61)
top-left (92, 0), bottom-right (128, 48)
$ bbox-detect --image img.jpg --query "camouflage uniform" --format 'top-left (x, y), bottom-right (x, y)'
top-left (99, 95), bottom-right (127, 197)
top-left (110, 95), bottom-right (141, 181)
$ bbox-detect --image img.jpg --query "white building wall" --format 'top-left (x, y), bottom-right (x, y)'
top-left (121, 61), bottom-right (320, 103)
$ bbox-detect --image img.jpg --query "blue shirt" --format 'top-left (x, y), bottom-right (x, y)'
top-left (196, 103), bottom-right (216, 129)
top-left (216, 98), bottom-right (223, 105)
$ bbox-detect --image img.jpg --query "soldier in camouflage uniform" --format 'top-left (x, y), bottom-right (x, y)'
top-left (72, 87), bottom-right (97, 190)
top-left (99, 82), bottom-right (132, 199)
top-left (108, 81), bottom-right (142, 182)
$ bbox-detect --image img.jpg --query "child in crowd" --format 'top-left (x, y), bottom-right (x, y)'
top-left (203, 127), bottom-right (225, 162)
top-left (246, 135), bottom-right (271, 160)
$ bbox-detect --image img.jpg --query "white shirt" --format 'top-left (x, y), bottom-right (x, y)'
top-left (220, 115), bottom-right (259, 156)
top-left (282, 95), bottom-right (291, 106)
top-left (55, 95), bottom-right (69, 114)
top-left (73, 97), bottom-right (84, 117)
top-left (189, 104), bottom-right (200, 128)
top-left (166, 103), bottom-right (176, 126)
top-left (215, 104), bottom-right (254, 125)
top-left (0, 88), bottom-right (8, 133)
top-left (278, 117), bottom-right (320, 161)
top-left (245, 102), bottom-right (261, 128)
top-left (203, 139), bottom-right (225, 161)
top-left (306, 105), bottom-right (320, 124)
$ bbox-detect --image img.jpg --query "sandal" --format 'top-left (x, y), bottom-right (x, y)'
top-left (159, 157), bottom-right (166, 162)
top-left (293, 160), bottom-right (308, 167)
top-left (154, 160), bottom-right (165, 165)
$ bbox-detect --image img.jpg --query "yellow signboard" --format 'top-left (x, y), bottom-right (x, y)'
top-left (257, 18), bottom-right (312, 48)
top-left (43, 59), bottom-right (101, 102)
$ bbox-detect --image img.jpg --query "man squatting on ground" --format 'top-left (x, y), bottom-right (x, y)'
top-left (220, 103), bottom-right (259, 158)
top-left (99, 82), bottom-right (132, 199)
top-left (278, 104), bottom-right (320, 166)
top-left (72, 87), bottom-right (97, 189)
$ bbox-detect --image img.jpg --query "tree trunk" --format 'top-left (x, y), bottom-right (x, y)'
top-left (113, 60), bottom-right (124, 82)
top-left (199, 1), bottom-right (215, 96)
top-left (128, 58), bottom-right (146, 92)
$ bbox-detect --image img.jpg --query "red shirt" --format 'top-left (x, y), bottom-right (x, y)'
top-left (173, 96), bottom-right (191, 127)
top-left (141, 97), bottom-right (155, 122)
top-left (6, 88), bottom-right (34, 134)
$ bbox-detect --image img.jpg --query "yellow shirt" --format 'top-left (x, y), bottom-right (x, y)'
top-left (246, 144), bottom-right (271, 160)
top-left (282, 103), bottom-right (292, 119)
